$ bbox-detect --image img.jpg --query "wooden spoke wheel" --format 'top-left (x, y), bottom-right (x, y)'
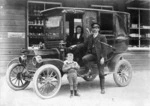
top-left (6, 63), bottom-right (30, 90)
top-left (113, 59), bottom-right (132, 87)
top-left (33, 64), bottom-right (61, 99)
top-left (83, 73), bottom-right (97, 81)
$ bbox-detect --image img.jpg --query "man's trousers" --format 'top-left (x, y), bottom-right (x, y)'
top-left (82, 54), bottom-right (105, 90)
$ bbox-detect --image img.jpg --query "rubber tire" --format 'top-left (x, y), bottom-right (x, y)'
top-left (113, 59), bottom-right (132, 87)
top-left (33, 64), bottom-right (62, 99)
top-left (6, 63), bottom-right (30, 90)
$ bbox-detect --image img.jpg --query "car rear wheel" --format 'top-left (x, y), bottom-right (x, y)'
top-left (83, 73), bottom-right (97, 81)
top-left (82, 68), bottom-right (97, 81)
top-left (33, 64), bottom-right (61, 99)
top-left (6, 63), bottom-right (30, 90)
top-left (113, 59), bottom-right (132, 87)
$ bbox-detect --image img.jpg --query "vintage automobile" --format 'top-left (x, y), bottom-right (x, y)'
top-left (6, 7), bottom-right (132, 99)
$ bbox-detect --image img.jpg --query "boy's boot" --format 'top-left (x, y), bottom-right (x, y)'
top-left (74, 90), bottom-right (80, 96)
top-left (70, 90), bottom-right (73, 98)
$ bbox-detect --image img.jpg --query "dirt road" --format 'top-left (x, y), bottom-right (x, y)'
top-left (0, 70), bottom-right (150, 106)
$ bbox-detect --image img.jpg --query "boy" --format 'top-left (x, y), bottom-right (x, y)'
top-left (62, 53), bottom-right (80, 98)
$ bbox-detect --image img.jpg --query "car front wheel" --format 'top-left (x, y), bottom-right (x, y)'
top-left (33, 64), bottom-right (62, 99)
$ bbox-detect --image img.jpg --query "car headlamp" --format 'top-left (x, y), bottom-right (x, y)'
top-left (32, 55), bottom-right (42, 66)
top-left (19, 55), bottom-right (27, 63)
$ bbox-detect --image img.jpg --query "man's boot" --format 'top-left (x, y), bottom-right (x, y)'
top-left (100, 77), bottom-right (105, 94)
top-left (70, 90), bottom-right (73, 98)
top-left (74, 90), bottom-right (80, 96)
top-left (101, 89), bottom-right (105, 94)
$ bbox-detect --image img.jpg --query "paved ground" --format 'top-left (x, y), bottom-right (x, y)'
top-left (0, 70), bottom-right (150, 106)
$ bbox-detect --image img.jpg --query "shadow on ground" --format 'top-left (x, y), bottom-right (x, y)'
top-left (58, 78), bottom-right (117, 96)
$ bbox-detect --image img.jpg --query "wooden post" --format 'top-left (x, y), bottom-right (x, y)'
top-left (138, 9), bottom-right (141, 47)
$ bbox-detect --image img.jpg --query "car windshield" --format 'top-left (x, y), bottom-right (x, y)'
top-left (44, 15), bottom-right (63, 40)
top-left (46, 16), bottom-right (62, 28)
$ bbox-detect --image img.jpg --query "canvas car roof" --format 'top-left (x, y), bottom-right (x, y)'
top-left (40, 7), bottom-right (129, 15)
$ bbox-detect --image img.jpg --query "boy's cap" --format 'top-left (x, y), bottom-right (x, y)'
top-left (91, 23), bottom-right (100, 28)
top-left (67, 53), bottom-right (74, 57)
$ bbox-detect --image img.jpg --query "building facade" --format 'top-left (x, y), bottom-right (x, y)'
top-left (0, 0), bottom-right (149, 74)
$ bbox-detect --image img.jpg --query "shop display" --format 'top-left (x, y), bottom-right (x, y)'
top-left (128, 7), bottom-right (150, 47)
top-left (28, 3), bottom-right (44, 46)
top-left (28, 2), bottom-right (62, 47)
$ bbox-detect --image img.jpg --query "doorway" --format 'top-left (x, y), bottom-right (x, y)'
top-left (65, 13), bottom-right (83, 47)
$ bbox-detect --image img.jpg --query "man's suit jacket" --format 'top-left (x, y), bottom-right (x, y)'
top-left (78, 33), bottom-right (107, 61)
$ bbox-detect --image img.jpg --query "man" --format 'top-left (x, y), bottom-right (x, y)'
top-left (73, 23), bottom-right (107, 94)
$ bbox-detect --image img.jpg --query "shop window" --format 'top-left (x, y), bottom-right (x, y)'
top-left (127, 7), bottom-right (150, 48)
top-left (27, 1), bottom-right (62, 47)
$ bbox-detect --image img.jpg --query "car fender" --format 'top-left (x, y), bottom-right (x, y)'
top-left (7, 57), bottom-right (20, 68)
top-left (40, 59), bottom-right (64, 76)
top-left (107, 53), bottom-right (124, 72)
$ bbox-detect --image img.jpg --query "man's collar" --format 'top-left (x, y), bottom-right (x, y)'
top-left (93, 33), bottom-right (99, 38)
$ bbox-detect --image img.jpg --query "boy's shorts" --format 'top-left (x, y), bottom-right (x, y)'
top-left (67, 72), bottom-right (77, 85)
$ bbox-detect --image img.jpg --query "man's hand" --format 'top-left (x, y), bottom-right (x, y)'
top-left (86, 28), bottom-right (91, 35)
top-left (69, 45), bottom-right (77, 50)
top-left (100, 57), bottom-right (105, 65)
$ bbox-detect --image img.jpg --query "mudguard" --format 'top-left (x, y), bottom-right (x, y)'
top-left (7, 57), bottom-right (20, 68)
top-left (40, 58), bottom-right (64, 76)
top-left (107, 53), bottom-right (124, 72)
